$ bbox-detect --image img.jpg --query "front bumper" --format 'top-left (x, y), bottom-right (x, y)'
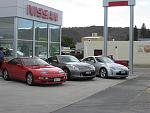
top-left (70, 70), bottom-right (96, 79)
top-left (34, 76), bottom-right (67, 85)
top-left (109, 69), bottom-right (129, 77)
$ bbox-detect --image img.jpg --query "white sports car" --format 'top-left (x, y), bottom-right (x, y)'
top-left (81, 56), bottom-right (129, 79)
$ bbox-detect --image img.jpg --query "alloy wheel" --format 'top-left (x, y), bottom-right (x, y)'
top-left (26, 73), bottom-right (33, 85)
top-left (3, 69), bottom-right (10, 80)
top-left (63, 68), bottom-right (71, 80)
top-left (100, 68), bottom-right (107, 78)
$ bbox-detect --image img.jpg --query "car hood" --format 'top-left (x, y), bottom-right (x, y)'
top-left (106, 63), bottom-right (128, 69)
top-left (26, 65), bottom-right (62, 72)
top-left (65, 62), bottom-right (92, 67)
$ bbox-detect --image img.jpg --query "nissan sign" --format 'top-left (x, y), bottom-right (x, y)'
top-left (27, 5), bottom-right (58, 21)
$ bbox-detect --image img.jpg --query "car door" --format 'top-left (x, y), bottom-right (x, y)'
top-left (14, 58), bottom-right (27, 80)
top-left (6, 59), bottom-right (18, 78)
top-left (83, 57), bottom-right (99, 74)
top-left (83, 57), bottom-right (95, 65)
top-left (7, 58), bottom-right (26, 80)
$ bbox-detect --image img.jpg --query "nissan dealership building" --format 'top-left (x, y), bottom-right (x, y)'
top-left (0, 0), bottom-right (62, 58)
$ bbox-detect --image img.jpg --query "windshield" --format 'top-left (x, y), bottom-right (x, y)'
top-left (95, 57), bottom-right (114, 63)
top-left (22, 58), bottom-right (50, 66)
top-left (58, 55), bottom-right (80, 63)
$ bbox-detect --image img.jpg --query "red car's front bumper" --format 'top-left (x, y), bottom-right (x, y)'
top-left (34, 76), bottom-right (67, 85)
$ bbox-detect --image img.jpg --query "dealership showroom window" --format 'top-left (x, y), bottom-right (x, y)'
top-left (0, 0), bottom-right (62, 59)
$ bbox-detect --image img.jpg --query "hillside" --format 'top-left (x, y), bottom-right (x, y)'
top-left (62, 26), bottom-right (137, 43)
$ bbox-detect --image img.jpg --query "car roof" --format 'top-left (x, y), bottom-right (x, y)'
top-left (13, 57), bottom-right (39, 59)
top-left (84, 56), bottom-right (103, 58)
top-left (49, 55), bottom-right (74, 58)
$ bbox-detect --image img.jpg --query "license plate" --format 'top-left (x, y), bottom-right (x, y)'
top-left (86, 72), bottom-right (91, 74)
top-left (54, 78), bottom-right (61, 82)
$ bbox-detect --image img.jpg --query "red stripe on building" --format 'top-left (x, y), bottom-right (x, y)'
top-left (109, 1), bottom-right (128, 7)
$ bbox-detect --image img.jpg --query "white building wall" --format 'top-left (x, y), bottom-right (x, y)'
top-left (0, 0), bottom-right (62, 25)
top-left (84, 40), bottom-right (150, 65)
top-left (134, 41), bottom-right (150, 65)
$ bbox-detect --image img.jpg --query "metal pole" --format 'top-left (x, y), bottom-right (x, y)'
top-left (129, 6), bottom-right (134, 75)
top-left (103, 7), bottom-right (108, 57)
top-left (33, 21), bottom-right (35, 57)
top-left (14, 17), bottom-right (18, 58)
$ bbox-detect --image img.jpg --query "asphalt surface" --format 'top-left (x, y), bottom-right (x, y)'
top-left (0, 68), bottom-right (150, 113)
top-left (51, 68), bottom-right (150, 113)
top-left (0, 70), bottom-right (132, 113)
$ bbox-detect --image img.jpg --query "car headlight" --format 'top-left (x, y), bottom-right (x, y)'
top-left (69, 65), bottom-right (79, 71)
top-left (38, 76), bottom-right (48, 80)
top-left (90, 65), bottom-right (95, 70)
top-left (41, 71), bottom-right (49, 74)
top-left (58, 70), bottom-right (65, 74)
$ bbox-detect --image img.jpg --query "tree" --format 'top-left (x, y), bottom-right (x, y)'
top-left (125, 34), bottom-right (129, 41)
top-left (141, 23), bottom-right (146, 38)
top-left (134, 25), bottom-right (138, 41)
top-left (61, 36), bottom-right (75, 48)
top-left (146, 29), bottom-right (150, 38)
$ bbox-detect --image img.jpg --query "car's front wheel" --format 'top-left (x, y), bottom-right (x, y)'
top-left (63, 68), bottom-right (71, 80)
top-left (26, 73), bottom-right (34, 86)
top-left (2, 69), bottom-right (10, 80)
top-left (99, 68), bottom-right (108, 78)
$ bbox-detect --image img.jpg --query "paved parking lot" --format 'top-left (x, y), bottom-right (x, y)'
top-left (50, 68), bottom-right (150, 113)
top-left (0, 72), bottom-right (136, 113)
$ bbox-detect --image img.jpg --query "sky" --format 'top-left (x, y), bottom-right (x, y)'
top-left (30, 0), bottom-right (150, 28)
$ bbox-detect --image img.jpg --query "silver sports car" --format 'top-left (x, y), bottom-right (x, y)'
top-left (81, 56), bottom-right (129, 78)
top-left (46, 55), bottom-right (96, 80)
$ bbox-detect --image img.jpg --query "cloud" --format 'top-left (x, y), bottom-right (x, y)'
top-left (30, 0), bottom-right (150, 28)
top-left (137, 0), bottom-right (150, 7)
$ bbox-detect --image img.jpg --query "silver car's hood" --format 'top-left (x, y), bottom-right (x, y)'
top-left (106, 63), bottom-right (128, 70)
top-left (66, 62), bottom-right (92, 67)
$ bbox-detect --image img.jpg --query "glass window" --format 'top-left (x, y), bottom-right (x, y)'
top-left (49, 25), bottom-right (60, 42)
top-left (58, 55), bottom-right (80, 63)
top-left (18, 40), bottom-right (33, 57)
top-left (35, 42), bottom-right (48, 59)
top-left (49, 43), bottom-right (60, 56)
top-left (46, 56), bottom-right (57, 63)
top-left (22, 58), bottom-right (49, 66)
top-left (8, 58), bottom-right (22, 65)
top-left (0, 40), bottom-right (14, 58)
top-left (0, 17), bottom-right (14, 40)
top-left (35, 22), bottom-right (48, 41)
top-left (18, 18), bottom-right (33, 40)
top-left (96, 57), bottom-right (114, 63)
top-left (0, 17), bottom-right (14, 58)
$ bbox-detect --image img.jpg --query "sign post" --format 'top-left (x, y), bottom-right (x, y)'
top-left (103, 7), bottom-right (108, 57)
top-left (103, 0), bottom-right (135, 75)
top-left (129, 6), bottom-right (134, 74)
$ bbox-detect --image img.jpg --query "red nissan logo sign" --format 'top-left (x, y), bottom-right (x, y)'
top-left (27, 5), bottom-right (58, 21)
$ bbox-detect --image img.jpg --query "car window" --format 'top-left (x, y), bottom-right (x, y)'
top-left (88, 57), bottom-right (95, 62)
top-left (50, 56), bottom-right (58, 63)
top-left (95, 57), bottom-right (103, 62)
top-left (83, 58), bottom-right (89, 61)
top-left (22, 58), bottom-right (49, 66)
top-left (58, 55), bottom-right (80, 63)
top-left (83, 57), bottom-right (95, 62)
top-left (96, 57), bottom-right (114, 63)
top-left (8, 58), bottom-right (22, 65)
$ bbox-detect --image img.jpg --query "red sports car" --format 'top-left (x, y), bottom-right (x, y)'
top-left (1, 57), bottom-right (67, 85)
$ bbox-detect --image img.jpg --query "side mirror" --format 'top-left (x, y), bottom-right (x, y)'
top-left (53, 59), bottom-right (58, 63)
top-left (91, 60), bottom-right (95, 63)
top-left (17, 64), bottom-right (23, 67)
